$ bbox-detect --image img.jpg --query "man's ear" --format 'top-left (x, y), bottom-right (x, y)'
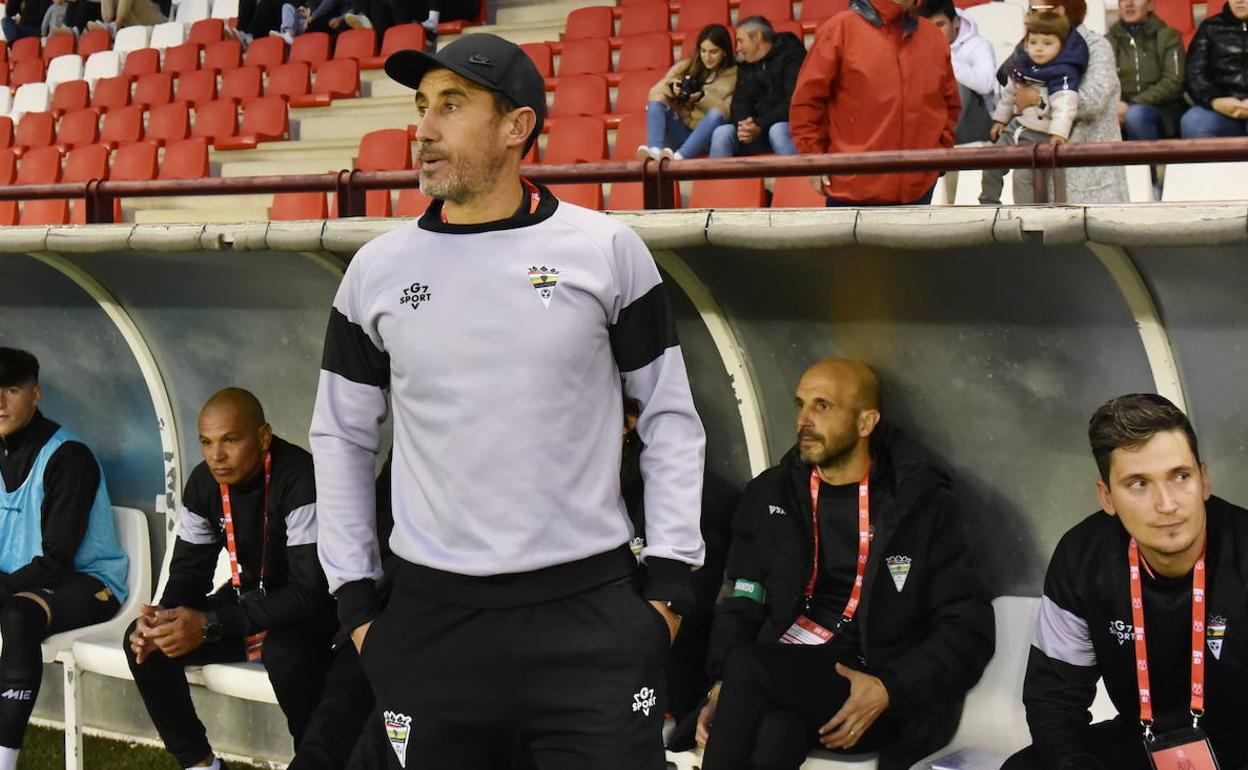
top-left (31, 384), bottom-right (42, 408)
top-left (505, 107), bottom-right (537, 152)
top-left (258, 423), bottom-right (273, 454)
top-left (1096, 478), bottom-right (1116, 517)
top-left (1201, 462), bottom-right (1212, 501)
top-left (858, 409), bottom-right (881, 438)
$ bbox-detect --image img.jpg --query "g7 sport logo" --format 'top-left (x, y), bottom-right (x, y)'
top-left (632, 686), bottom-right (657, 717)
top-left (399, 282), bottom-right (432, 311)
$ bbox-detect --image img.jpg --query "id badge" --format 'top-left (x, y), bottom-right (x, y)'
top-left (244, 631), bottom-right (267, 662)
top-left (778, 615), bottom-right (833, 645)
top-left (1145, 727), bottom-right (1220, 770)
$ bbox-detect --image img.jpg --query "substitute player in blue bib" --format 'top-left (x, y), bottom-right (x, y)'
top-left (0, 347), bottom-right (128, 770)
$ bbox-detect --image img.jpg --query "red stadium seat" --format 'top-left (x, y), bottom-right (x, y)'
top-left (204, 39), bottom-right (243, 72)
top-left (10, 37), bottom-right (40, 63)
top-left (558, 37), bottom-right (611, 76)
top-left (292, 58), bottom-right (358, 107)
top-left (78, 29), bottom-right (112, 58)
top-left (91, 75), bottom-right (132, 112)
top-left (676, 0), bottom-right (730, 32)
top-left (771, 175), bottom-right (828, 207)
top-left (520, 43), bottom-right (553, 78)
top-left (551, 74), bottom-right (610, 116)
top-left (191, 99), bottom-right (238, 143)
top-left (549, 183), bottom-right (603, 210)
top-left (220, 65), bottom-right (263, 103)
top-left (55, 108), bottom-right (100, 149)
top-left (362, 23), bottom-right (425, 69)
top-left (0, 148), bottom-right (15, 224)
top-left (244, 35), bottom-right (286, 70)
top-left (1207, 0), bottom-right (1228, 15)
top-left (269, 191), bottom-right (328, 220)
top-left (0, 42), bottom-right (7, 63)
top-left (356, 127), bottom-right (411, 216)
top-left (618, 32), bottom-right (673, 73)
top-left (739, 0), bottom-right (795, 21)
top-left (123, 48), bottom-right (161, 78)
top-left (174, 68), bottom-right (218, 105)
top-left (619, 1), bottom-right (671, 36)
top-left (563, 6), bottom-right (615, 40)
top-left (20, 197), bottom-right (69, 225)
top-left (16, 145), bottom-right (62, 183)
top-left (289, 32), bottom-right (330, 66)
top-left (63, 143), bottom-right (111, 223)
top-left (133, 72), bottom-right (174, 108)
top-left (690, 177), bottom-right (768, 208)
top-left (163, 42), bottom-right (203, 76)
top-left (50, 79), bottom-right (90, 117)
top-left (0, 117), bottom-right (12, 149)
top-left (158, 137), bottom-right (210, 178)
top-left (606, 112), bottom-right (678, 210)
top-left (773, 19), bottom-right (806, 41)
top-left (15, 111), bottom-right (55, 150)
top-left (111, 140), bottom-right (159, 180)
top-left (41, 33), bottom-right (76, 62)
top-left (801, 0), bottom-right (851, 24)
top-left (189, 18), bottom-right (225, 45)
top-left (215, 96), bottom-right (287, 149)
top-left (147, 102), bottom-right (191, 144)
top-left (1153, 0), bottom-right (1194, 35)
top-left (544, 116), bottom-right (607, 164)
top-left (613, 69), bottom-right (662, 115)
top-left (266, 61), bottom-right (311, 100)
top-left (10, 59), bottom-right (46, 88)
top-left (333, 28), bottom-right (376, 61)
top-left (100, 104), bottom-right (146, 147)
top-left (395, 186), bottom-right (432, 217)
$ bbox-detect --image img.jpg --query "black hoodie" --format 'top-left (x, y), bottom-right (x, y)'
top-left (729, 31), bottom-right (808, 130)
top-left (705, 421), bottom-right (995, 770)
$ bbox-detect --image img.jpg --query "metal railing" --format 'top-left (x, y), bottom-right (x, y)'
top-left (1, 137), bottom-right (1247, 223)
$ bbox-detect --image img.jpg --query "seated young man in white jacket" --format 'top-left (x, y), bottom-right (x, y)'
top-left (920, 0), bottom-right (998, 143)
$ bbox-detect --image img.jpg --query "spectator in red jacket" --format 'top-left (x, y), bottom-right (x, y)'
top-left (790, 0), bottom-right (961, 206)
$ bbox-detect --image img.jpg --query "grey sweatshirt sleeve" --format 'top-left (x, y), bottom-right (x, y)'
top-left (607, 225), bottom-right (706, 607)
top-left (310, 253), bottom-right (390, 633)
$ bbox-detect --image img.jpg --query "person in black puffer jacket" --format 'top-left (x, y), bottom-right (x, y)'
top-left (1180, 0), bottom-right (1248, 137)
top-left (709, 16), bottom-right (807, 157)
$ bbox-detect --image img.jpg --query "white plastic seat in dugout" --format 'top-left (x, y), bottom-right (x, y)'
top-left (175, 0), bottom-right (210, 24)
top-left (45, 54), bottom-right (85, 90)
top-left (211, 0), bottom-right (240, 19)
top-left (149, 20), bottom-right (188, 50)
top-left (8, 82), bottom-right (50, 121)
top-left (1161, 162), bottom-right (1248, 202)
top-left (83, 50), bottom-right (122, 85)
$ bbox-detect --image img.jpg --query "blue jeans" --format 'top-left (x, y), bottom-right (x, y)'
top-left (1, 17), bottom-right (40, 43)
top-left (280, 3), bottom-right (308, 32)
top-left (1180, 105), bottom-right (1248, 138)
top-left (1123, 104), bottom-right (1163, 141)
top-left (708, 121), bottom-right (797, 157)
top-left (644, 101), bottom-right (727, 159)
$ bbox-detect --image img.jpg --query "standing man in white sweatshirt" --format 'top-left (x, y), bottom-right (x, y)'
top-left (309, 33), bottom-right (706, 770)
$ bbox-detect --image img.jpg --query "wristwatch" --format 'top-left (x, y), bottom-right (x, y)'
top-left (202, 610), bottom-right (223, 643)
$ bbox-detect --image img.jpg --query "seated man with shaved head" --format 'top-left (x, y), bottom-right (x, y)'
top-left (125, 388), bottom-right (334, 770)
top-left (695, 359), bottom-right (995, 770)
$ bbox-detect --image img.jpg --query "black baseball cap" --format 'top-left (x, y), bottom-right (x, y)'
top-left (385, 34), bottom-right (547, 149)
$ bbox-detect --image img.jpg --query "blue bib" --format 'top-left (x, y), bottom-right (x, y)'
top-left (0, 428), bottom-right (129, 603)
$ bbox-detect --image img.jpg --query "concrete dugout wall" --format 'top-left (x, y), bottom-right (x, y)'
top-left (2, 203), bottom-right (1247, 762)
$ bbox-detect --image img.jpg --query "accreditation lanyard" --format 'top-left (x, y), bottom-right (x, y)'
top-left (219, 452), bottom-right (271, 596)
top-left (1128, 536), bottom-right (1207, 736)
top-left (804, 467), bottom-right (871, 627)
top-left (439, 178), bottom-right (541, 224)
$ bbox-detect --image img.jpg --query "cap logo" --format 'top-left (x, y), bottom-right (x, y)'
top-left (468, 54), bottom-right (493, 65)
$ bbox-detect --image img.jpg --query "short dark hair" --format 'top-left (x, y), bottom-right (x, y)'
top-left (1089, 393), bottom-right (1201, 484)
top-left (737, 15), bottom-right (776, 42)
top-left (1026, 10), bottom-right (1071, 41)
top-left (919, 0), bottom-right (957, 21)
top-left (0, 348), bottom-right (39, 387)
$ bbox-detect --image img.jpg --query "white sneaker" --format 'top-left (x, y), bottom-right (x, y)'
top-left (273, 29), bottom-right (293, 45)
top-left (636, 145), bottom-right (658, 161)
top-left (659, 147), bottom-right (676, 160)
top-left (343, 12), bottom-right (371, 28)
top-left (672, 152), bottom-right (685, 160)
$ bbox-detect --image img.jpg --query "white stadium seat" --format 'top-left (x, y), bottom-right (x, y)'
top-left (46, 54), bottom-right (85, 90)
top-left (83, 50), bottom-right (122, 85)
top-left (149, 20), bottom-right (188, 50)
top-left (1161, 162), bottom-right (1248, 202)
top-left (0, 87), bottom-right (12, 118)
top-left (963, 2), bottom-right (1025, 62)
top-left (113, 25), bottom-right (152, 59)
top-left (953, 168), bottom-right (1017, 205)
top-left (175, 0), bottom-right (210, 24)
top-left (211, 0), bottom-right (240, 19)
top-left (9, 83), bottom-right (50, 121)
top-left (1125, 165), bottom-right (1154, 203)
top-left (1084, 0), bottom-right (1108, 34)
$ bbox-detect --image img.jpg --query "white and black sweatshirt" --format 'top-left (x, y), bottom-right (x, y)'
top-left (310, 184), bottom-right (706, 633)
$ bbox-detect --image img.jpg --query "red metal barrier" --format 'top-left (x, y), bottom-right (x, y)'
top-left (0, 138), bottom-right (1244, 224)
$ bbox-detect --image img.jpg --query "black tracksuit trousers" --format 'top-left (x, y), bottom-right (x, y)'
top-left (357, 577), bottom-right (669, 770)
top-left (124, 617), bottom-right (333, 767)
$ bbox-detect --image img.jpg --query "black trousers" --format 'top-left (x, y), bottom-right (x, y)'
top-left (288, 644), bottom-right (375, 770)
top-left (701, 643), bottom-right (898, 770)
top-left (124, 616), bottom-right (333, 767)
top-left (0, 573), bottom-right (119, 748)
top-left (358, 578), bottom-right (669, 770)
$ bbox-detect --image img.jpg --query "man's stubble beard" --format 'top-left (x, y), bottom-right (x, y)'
top-left (420, 141), bottom-right (511, 205)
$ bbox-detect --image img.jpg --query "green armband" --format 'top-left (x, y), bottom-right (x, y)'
top-left (731, 578), bottom-right (765, 604)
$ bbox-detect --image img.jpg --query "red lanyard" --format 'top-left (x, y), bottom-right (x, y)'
top-left (1128, 536), bottom-right (1206, 735)
top-left (439, 178), bottom-right (541, 224)
top-left (219, 452), bottom-right (271, 593)
top-left (805, 467), bottom-right (871, 628)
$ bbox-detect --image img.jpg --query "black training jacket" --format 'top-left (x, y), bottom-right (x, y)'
top-left (1186, 5), bottom-right (1248, 107)
top-left (706, 421), bottom-right (995, 770)
top-left (161, 436), bottom-right (332, 639)
top-left (730, 31), bottom-right (808, 130)
top-left (1023, 497), bottom-right (1248, 770)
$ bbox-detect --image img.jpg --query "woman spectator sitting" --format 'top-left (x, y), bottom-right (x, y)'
top-left (637, 24), bottom-right (737, 161)
top-left (1180, 0), bottom-right (1248, 138)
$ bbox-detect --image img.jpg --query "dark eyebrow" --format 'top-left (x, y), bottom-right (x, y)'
top-left (414, 87), bottom-right (471, 102)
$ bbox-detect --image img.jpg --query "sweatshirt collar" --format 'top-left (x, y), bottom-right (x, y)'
top-left (418, 180), bottom-right (559, 235)
top-left (852, 0), bottom-right (918, 35)
top-left (0, 410), bottom-right (52, 458)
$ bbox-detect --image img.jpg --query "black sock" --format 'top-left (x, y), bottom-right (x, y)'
top-left (0, 597), bottom-right (48, 748)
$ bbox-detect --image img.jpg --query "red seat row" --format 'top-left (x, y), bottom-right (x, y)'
top-left (270, 127), bottom-right (418, 219)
